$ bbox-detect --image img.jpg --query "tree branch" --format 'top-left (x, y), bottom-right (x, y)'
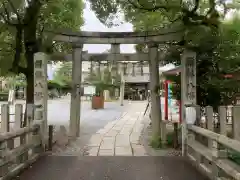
top-left (9, 25), bottom-right (26, 74)
top-left (0, 49), bottom-right (13, 53)
top-left (207, 0), bottom-right (216, 16)
top-left (127, 0), bottom-right (219, 28)
top-left (0, 2), bottom-right (16, 26)
top-left (127, 0), bottom-right (176, 12)
top-left (23, 0), bottom-right (42, 25)
top-left (6, 0), bottom-right (22, 24)
top-left (191, 0), bottom-right (200, 13)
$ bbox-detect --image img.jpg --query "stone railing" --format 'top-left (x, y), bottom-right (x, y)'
top-left (0, 104), bottom-right (45, 179)
top-left (187, 106), bottom-right (240, 180)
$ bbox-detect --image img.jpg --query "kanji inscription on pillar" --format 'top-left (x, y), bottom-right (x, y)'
top-left (184, 52), bottom-right (196, 104)
top-left (34, 52), bottom-right (48, 130)
top-left (35, 71), bottom-right (43, 78)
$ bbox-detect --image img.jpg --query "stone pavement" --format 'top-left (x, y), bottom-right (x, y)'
top-left (18, 156), bottom-right (209, 180)
top-left (16, 101), bottom-right (209, 180)
top-left (85, 101), bottom-right (148, 156)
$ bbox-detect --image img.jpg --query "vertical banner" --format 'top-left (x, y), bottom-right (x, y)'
top-left (34, 52), bottom-right (48, 137)
top-left (168, 82), bottom-right (172, 115)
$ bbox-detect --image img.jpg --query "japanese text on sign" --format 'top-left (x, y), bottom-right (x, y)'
top-left (185, 57), bottom-right (196, 102)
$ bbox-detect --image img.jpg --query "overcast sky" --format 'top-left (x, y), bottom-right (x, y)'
top-left (81, 1), bottom-right (135, 53)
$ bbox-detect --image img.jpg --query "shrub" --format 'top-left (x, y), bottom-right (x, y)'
top-left (0, 92), bottom-right (8, 101)
top-left (150, 135), bottom-right (163, 149)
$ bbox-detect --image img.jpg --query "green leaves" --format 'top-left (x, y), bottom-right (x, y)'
top-left (53, 62), bottom-right (72, 86)
top-left (165, 17), bottom-right (240, 109)
top-left (85, 65), bottom-right (121, 94)
top-left (0, 0), bottom-right (84, 76)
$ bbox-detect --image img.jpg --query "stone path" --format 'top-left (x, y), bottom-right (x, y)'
top-left (18, 156), bottom-right (209, 180)
top-left (85, 101), bottom-right (148, 156)
top-left (16, 101), bottom-right (209, 180)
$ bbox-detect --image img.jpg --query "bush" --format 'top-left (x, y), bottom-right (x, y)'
top-left (166, 132), bottom-right (174, 147)
top-left (150, 135), bottom-right (163, 149)
top-left (0, 92), bottom-right (8, 101)
top-left (48, 80), bottom-right (63, 89)
top-left (228, 150), bottom-right (240, 165)
top-left (150, 127), bottom-right (181, 149)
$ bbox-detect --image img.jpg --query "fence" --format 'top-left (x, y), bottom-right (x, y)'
top-left (187, 105), bottom-right (240, 180)
top-left (0, 104), bottom-right (45, 179)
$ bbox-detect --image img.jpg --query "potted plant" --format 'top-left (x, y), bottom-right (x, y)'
top-left (91, 82), bottom-right (106, 109)
top-left (85, 67), bottom-right (121, 109)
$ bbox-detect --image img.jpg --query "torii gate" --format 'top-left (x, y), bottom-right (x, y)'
top-left (33, 26), bottom-right (197, 144)
top-left (50, 51), bottom-right (162, 104)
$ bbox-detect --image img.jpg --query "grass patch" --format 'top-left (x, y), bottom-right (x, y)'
top-left (166, 132), bottom-right (174, 147)
top-left (228, 150), bottom-right (240, 165)
top-left (0, 92), bottom-right (8, 101)
top-left (150, 127), bottom-right (181, 149)
top-left (150, 135), bottom-right (163, 149)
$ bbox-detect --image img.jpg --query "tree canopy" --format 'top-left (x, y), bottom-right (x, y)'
top-left (87, 0), bottom-right (240, 110)
top-left (0, 0), bottom-right (84, 75)
top-left (164, 15), bottom-right (240, 110)
top-left (53, 62), bottom-right (72, 87)
top-left (88, 0), bottom-right (240, 28)
top-left (0, 0), bottom-right (84, 103)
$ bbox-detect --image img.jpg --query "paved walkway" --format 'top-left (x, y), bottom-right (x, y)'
top-left (52, 101), bottom-right (147, 156)
top-left (18, 156), bottom-right (209, 180)
top-left (16, 101), bottom-right (209, 180)
top-left (85, 101), bottom-right (147, 156)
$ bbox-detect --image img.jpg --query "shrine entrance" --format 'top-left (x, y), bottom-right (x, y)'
top-left (124, 82), bottom-right (148, 100)
top-left (33, 26), bottom-right (197, 140)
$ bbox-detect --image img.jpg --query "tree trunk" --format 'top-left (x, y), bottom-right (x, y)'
top-left (22, 54), bottom-right (34, 127)
top-left (21, 1), bottom-right (42, 127)
top-left (26, 62), bottom-right (34, 105)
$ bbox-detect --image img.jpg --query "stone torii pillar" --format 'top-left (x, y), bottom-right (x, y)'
top-left (148, 44), bottom-right (162, 137)
top-left (111, 44), bottom-right (120, 98)
top-left (119, 63), bottom-right (125, 106)
top-left (110, 44), bottom-right (120, 76)
top-left (132, 62), bottom-right (136, 76)
top-left (69, 43), bottom-right (83, 137)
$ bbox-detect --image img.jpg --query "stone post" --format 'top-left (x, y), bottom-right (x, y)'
top-left (119, 63), bottom-right (125, 106)
top-left (132, 62), bottom-right (136, 76)
top-left (97, 62), bottom-right (101, 78)
top-left (123, 62), bottom-right (127, 75)
top-left (69, 44), bottom-right (83, 137)
top-left (110, 44), bottom-right (120, 76)
top-left (219, 106), bottom-right (227, 136)
top-left (140, 61), bottom-right (144, 76)
top-left (104, 90), bottom-right (110, 101)
top-left (100, 63), bottom-right (105, 80)
top-left (34, 52), bottom-right (48, 144)
top-left (232, 106), bottom-right (240, 140)
top-left (148, 43), bottom-right (161, 137)
top-left (90, 61), bottom-right (93, 74)
top-left (181, 49), bottom-right (197, 156)
top-left (206, 106), bottom-right (213, 148)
